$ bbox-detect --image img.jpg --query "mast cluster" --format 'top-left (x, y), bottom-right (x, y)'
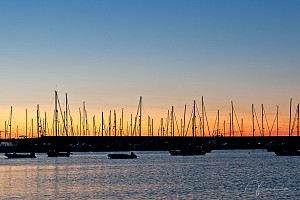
top-left (1, 93), bottom-right (299, 139)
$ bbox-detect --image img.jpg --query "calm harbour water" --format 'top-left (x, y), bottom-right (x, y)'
top-left (0, 150), bottom-right (299, 199)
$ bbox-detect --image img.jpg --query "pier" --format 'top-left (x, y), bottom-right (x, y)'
top-left (1, 135), bottom-right (299, 153)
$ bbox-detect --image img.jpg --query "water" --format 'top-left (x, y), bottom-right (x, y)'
top-left (0, 150), bottom-right (299, 199)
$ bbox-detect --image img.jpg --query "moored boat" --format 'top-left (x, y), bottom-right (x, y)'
top-left (274, 148), bottom-right (300, 156)
top-left (5, 152), bottom-right (36, 158)
top-left (169, 149), bottom-right (206, 156)
top-left (108, 152), bottom-right (137, 159)
top-left (47, 150), bottom-right (71, 157)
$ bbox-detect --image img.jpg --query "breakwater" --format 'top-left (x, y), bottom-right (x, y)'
top-left (1, 136), bottom-right (299, 153)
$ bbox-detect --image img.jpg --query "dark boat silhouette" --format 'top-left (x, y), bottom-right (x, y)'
top-left (169, 149), bottom-right (206, 156)
top-left (108, 152), bottom-right (137, 159)
top-left (274, 148), bottom-right (300, 156)
top-left (47, 150), bottom-right (71, 157)
top-left (5, 152), bottom-right (36, 158)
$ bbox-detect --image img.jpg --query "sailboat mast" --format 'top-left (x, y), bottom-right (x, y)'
top-left (5, 121), bottom-right (7, 139)
top-left (202, 96), bottom-right (205, 137)
top-left (66, 93), bottom-right (68, 136)
top-left (121, 108), bottom-right (124, 136)
top-left (130, 114), bottom-right (132, 136)
top-left (276, 105), bottom-right (279, 137)
top-left (217, 109), bottom-right (220, 136)
top-left (114, 110), bottom-right (117, 136)
top-left (229, 112), bottom-right (232, 137)
top-left (262, 104), bottom-right (264, 137)
top-left (171, 106), bottom-right (174, 137)
top-left (37, 104), bottom-right (40, 138)
top-left (102, 111), bottom-right (104, 137)
top-left (79, 108), bottom-right (82, 136)
top-left (289, 98), bottom-right (292, 136)
top-left (55, 91), bottom-right (58, 137)
top-left (183, 104), bottom-right (186, 137)
top-left (252, 104), bottom-right (255, 137)
top-left (297, 103), bottom-right (299, 137)
top-left (44, 112), bottom-right (47, 136)
top-left (192, 100), bottom-right (196, 137)
top-left (231, 101), bottom-right (234, 137)
top-left (9, 106), bottom-right (12, 139)
top-left (139, 96), bottom-right (142, 136)
top-left (26, 108), bottom-right (28, 138)
top-left (109, 110), bottom-right (111, 136)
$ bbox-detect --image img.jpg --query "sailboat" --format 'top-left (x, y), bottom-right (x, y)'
top-left (274, 148), bottom-right (300, 156)
top-left (169, 148), bottom-right (206, 156)
top-left (5, 152), bottom-right (36, 158)
top-left (47, 91), bottom-right (72, 157)
top-left (47, 149), bottom-right (71, 157)
top-left (108, 152), bottom-right (137, 159)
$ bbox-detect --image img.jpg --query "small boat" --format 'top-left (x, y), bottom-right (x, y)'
top-left (47, 150), bottom-right (71, 157)
top-left (108, 152), bottom-right (137, 159)
top-left (169, 149), bottom-right (206, 156)
top-left (274, 148), bottom-right (300, 156)
top-left (5, 152), bottom-right (36, 158)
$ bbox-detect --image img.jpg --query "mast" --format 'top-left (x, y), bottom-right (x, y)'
top-left (101, 111), bottom-right (104, 137)
top-left (31, 118), bottom-right (34, 138)
top-left (289, 98), bottom-right (292, 136)
top-left (54, 91), bottom-right (58, 137)
top-left (171, 106), bottom-right (174, 137)
top-left (229, 112), bottom-right (232, 137)
top-left (148, 116), bottom-right (150, 136)
top-left (109, 110), bottom-right (111, 136)
top-left (160, 118), bottom-right (164, 136)
top-left (202, 96), bottom-right (205, 137)
top-left (26, 108), bottom-right (28, 138)
top-left (37, 104), bottom-right (40, 138)
top-left (252, 104), bottom-right (255, 137)
top-left (223, 120), bottom-right (226, 137)
top-left (192, 100), bottom-right (196, 137)
top-left (93, 115), bottom-right (96, 136)
top-left (65, 93), bottom-right (68, 136)
top-left (151, 118), bottom-right (154, 136)
top-left (44, 112), bottom-right (47, 136)
top-left (217, 109), bottom-right (220, 136)
top-left (139, 96), bottom-right (142, 136)
top-left (297, 103), bottom-right (299, 137)
top-left (121, 108), bottom-right (124, 136)
top-left (114, 110), bottom-right (117, 136)
top-left (276, 105), bottom-right (279, 137)
top-left (130, 114), bottom-right (133, 136)
top-left (262, 104), bottom-right (264, 137)
top-left (9, 106), bottom-right (12, 139)
top-left (5, 121), bottom-right (7, 139)
top-left (231, 101), bottom-right (234, 137)
top-left (183, 104), bottom-right (186, 137)
top-left (79, 108), bottom-right (82, 136)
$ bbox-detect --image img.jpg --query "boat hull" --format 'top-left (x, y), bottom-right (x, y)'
top-left (108, 153), bottom-right (137, 159)
top-left (169, 150), bottom-right (206, 156)
top-left (47, 150), bottom-right (71, 157)
top-left (274, 149), bottom-right (300, 156)
top-left (5, 153), bottom-right (36, 158)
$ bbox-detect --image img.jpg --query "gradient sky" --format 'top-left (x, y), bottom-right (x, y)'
top-left (0, 0), bottom-right (299, 137)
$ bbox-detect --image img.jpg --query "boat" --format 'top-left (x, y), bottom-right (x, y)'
top-left (274, 148), bottom-right (300, 156)
top-left (108, 152), bottom-right (137, 159)
top-left (47, 150), bottom-right (71, 157)
top-left (5, 152), bottom-right (36, 158)
top-left (169, 149), bottom-right (206, 156)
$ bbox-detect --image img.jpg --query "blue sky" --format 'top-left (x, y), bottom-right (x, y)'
top-left (0, 0), bottom-right (299, 135)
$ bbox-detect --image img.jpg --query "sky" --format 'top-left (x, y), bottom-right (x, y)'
top-left (0, 0), bottom-right (299, 137)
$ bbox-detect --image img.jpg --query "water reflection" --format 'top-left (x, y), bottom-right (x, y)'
top-left (0, 150), bottom-right (299, 199)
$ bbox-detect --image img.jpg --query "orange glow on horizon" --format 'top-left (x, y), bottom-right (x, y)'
top-left (0, 98), bottom-right (298, 139)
